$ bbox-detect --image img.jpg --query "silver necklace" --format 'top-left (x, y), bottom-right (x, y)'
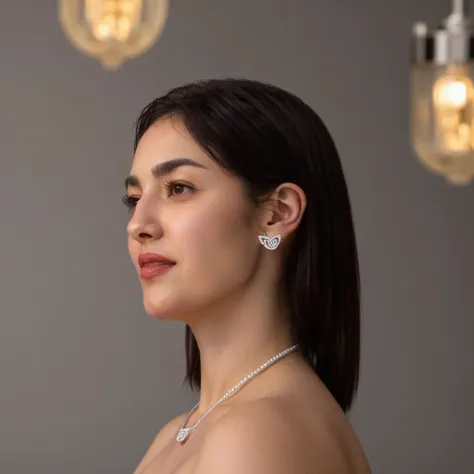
top-left (176, 344), bottom-right (299, 443)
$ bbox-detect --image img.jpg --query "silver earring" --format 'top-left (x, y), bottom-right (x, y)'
top-left (258, 234), bottom-right (281, 250)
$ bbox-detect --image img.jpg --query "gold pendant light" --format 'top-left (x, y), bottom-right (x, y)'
top-left (411, 0), bottom-right (474, 185)
top-left (58, 0), bottom-right (169, 69)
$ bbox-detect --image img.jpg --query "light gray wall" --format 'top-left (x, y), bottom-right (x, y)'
top-left (1, 1), bottom-right (473, 473)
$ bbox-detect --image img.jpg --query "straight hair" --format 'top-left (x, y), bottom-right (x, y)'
top-left (134, 78), bottom-right (361, 412)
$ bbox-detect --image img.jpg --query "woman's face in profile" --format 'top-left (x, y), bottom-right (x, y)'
top-left (126, 118), bottom-right (261, 320)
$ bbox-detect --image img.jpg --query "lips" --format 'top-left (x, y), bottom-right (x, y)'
top-left (138, 253), bottom-right (176, 279)
top-left (138, 253), bottom-right (175, 267)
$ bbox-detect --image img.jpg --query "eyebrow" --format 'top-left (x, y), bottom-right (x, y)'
top-left (124, 158), bottom-right (207, 189)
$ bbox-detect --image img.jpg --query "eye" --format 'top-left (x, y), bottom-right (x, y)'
top-left (121, 194), bottom-right (139, 209)
top-left (164, 181), bottom-right (194, 197)
top-left (121, 182), bottom-right (194, 211)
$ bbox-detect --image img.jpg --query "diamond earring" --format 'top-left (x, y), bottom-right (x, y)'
top-left (258, 234), bottom-right (281, 250)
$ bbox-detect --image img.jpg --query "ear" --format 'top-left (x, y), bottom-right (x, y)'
top-left (258, 183), bottom-right (306, 241)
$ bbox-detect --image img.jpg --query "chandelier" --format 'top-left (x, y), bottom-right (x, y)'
top-left (58, 0), bottom-right (169, 69)
top-left (411, 0), bottom-right (474, 185)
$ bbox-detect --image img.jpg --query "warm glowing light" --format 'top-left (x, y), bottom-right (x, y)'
top-left (86, 0), bottom-right (142, 42)
top-left (433, 75), bottom-right (474, 154)
top-left (59, 0), bottom-right (169, 69)
top-left (434, 78), bottom-right (468, 108)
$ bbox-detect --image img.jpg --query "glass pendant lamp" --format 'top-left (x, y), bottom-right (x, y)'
top-left (411, 0), bottom-right (474, 185)
top-left (58, 0), bottom-right (169, 69)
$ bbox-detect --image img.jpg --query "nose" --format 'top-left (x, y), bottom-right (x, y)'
top-left (127, 197), bottom-right (163, 243)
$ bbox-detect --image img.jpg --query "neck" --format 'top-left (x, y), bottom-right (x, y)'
top-left (186, 281), bottom-right (296, 415)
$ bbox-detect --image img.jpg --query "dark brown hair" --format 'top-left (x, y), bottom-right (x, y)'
top-left (134, 78), bottom-right (361, 412)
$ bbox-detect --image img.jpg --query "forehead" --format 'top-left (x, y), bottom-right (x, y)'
top-left (131, 117), bottom-right (215, 173)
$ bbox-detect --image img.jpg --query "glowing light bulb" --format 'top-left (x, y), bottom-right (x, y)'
top-left (59, 0), bottom-right (169, 69)
top-left (432, 74), bottom-right (474, 154)
top-left (86, 0), bottom-right (141, 42)
top-left (410, 3), bottom-right (474, 185)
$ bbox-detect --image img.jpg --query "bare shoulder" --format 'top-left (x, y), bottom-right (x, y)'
top-left (133, 413), bottom-right (187, 474)
top-left (193, 397), bottom-right (371, 474)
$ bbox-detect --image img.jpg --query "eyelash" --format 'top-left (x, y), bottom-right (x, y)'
top-left (121, 181), bottom-right (194, 209)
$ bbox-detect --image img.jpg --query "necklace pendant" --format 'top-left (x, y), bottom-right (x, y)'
top-left (176, 427), bottom-right (193, 443)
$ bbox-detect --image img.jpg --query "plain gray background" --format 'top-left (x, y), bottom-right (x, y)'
top-left (1, 1), bottom-right (473, 473)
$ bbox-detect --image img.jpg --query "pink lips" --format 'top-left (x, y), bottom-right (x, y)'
top-left (138, 253), bottom-right (176, 280)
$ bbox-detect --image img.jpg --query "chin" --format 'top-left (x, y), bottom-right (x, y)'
top-left (142, 295), bottom-right (185, 321)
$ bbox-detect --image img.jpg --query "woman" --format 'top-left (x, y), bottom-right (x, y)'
top-left (125, 78), bottom-right (371, 474)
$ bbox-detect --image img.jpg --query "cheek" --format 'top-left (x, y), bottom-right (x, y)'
top-left (173, 198), bottom-right (256, 276)
top-left (185, 197), bottom-right (242, 240)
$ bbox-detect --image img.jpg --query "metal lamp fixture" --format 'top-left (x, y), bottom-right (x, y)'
top-left (58, 0), bottom-right (169, 69)
top-left (411, 0), bottom-right (474, 185)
